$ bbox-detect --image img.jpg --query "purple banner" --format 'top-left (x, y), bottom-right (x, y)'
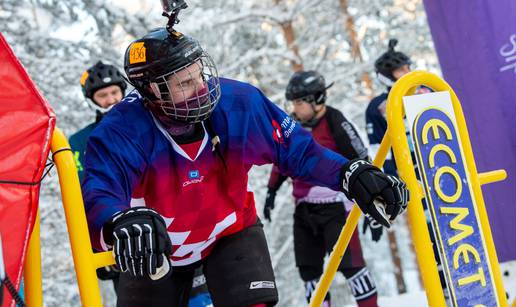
top-left (423, 1), bottom-right (516, 261)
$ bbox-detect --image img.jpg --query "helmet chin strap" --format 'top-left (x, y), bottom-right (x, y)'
top-left (377, 73), bottom-right (395, 88)
top-left (86, 99), bottom-right (114, 123)
top-left (87, 98), bottom-right (114, 114)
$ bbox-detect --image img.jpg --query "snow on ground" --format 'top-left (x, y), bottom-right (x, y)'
top-left (379, 291), bottom-right (428, 307)
top-left (500, 261), bottom-right (516, 306)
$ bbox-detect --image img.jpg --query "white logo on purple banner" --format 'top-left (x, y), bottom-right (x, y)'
top-left (499, 34), bottom-right (516, 73)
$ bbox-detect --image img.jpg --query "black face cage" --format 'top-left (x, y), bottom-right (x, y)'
top-left (149, 53), bottom-right (221, 124)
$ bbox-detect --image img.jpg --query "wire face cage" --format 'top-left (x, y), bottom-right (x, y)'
top-left (149, 54), bottom-right (221, 124)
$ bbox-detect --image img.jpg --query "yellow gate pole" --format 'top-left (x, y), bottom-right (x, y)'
top-left (50, 127), bottom-right (106, 307)
top-left (309, 134), bottom-right (393, 307)
top-left (24, 210), bottom-right (43, 307)
top-left (387, 75), bottom-right (446, 307)
top-left (23, 128), bottom-right (117, 307)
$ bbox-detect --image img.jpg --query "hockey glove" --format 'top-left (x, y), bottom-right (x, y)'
top-left (96, 265), bottom-right (120, 281)
top-left (104, 207), bottom-right (172, 281)
top-left (263, 189), bottom-right (277, 222)
top-left (341, 159), bottom-right (409, 228)
top-left (362, 216), bottom-right (383, 242)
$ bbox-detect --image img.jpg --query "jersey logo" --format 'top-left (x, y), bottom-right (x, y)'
top-left (188, 170), bottom-right (200, 179)
top-left (183, 170), bottom-right (204, 187)
top-left (249, 281), bottom-right (275, 289)
top-left (73, 151), bottom-right (83, 172)
top-left (271, 119), bottom-right (284, 144)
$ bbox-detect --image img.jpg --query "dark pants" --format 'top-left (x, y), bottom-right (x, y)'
top-left (116, 221), bottom-right (278, 307)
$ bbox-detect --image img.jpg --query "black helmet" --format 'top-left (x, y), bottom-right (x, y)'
top-left (80, 61), bottom-right (127, 100)
top-left (374, 39), bottom-right (411, 84)
top-left (285, 71), bottom-right (333, 105)
top-left (124, 28), bottom-right (220, 124)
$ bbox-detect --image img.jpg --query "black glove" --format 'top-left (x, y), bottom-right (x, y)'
top-left (362, 216), bottom-right (383, 242)
top-left (96, 265), bottom-right (120, 280)
top-left (104, 207), bottom-right (172, 281)
top-left (263, 189), bottom-right (276, 222)
top-left (341, 159), bottom-right (409, 228)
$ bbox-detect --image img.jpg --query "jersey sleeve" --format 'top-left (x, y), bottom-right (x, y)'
top-left (245, 86), bottom-right (347, 191)
top-left (328, 108), bottom-right (369, 160)
top-left (81, 118), bottom-right (147, 251)
top-left (267, 165), bottom-right (288, 191)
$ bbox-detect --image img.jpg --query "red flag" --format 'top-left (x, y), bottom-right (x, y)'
top-left (0, 33), bottom-right (55, 306)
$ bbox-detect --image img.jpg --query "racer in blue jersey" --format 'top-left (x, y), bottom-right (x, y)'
top-left (72, 60), bottom-right (213, 306)
top-left (81, 27), bottom-right (409, 307)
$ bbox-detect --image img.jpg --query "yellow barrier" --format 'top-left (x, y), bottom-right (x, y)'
top-left (310, 71), bottom-right (507, 307)
top-left (24, 128), bottom-right (115, 307)
top-left (51, 127), bottom-right (116, 307)
top-left (389, 71), bottom-right (507, 307)
top-left (24, 210), bottom-right (43, 307)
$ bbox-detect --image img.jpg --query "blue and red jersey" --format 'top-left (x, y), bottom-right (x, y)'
top-left (82, 78), bottom-right (348, 266)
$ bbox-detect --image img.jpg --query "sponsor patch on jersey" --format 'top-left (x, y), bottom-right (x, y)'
top-left (183, 170), bottom-right (204, 187)
top-left (271, 119), bottom-right (284, 144)
top-left (249, 281), bottom-right (275, 290)
top-left (129, 42), bottom-right (146, 64)
top-left (188, 170), bottom-right (200, 179)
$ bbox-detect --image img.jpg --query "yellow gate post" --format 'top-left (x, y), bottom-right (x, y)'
top-left (311, 70), bottom-right (507, 307)
top-left (388, 71), bottom-right (507, 307)
top-left (50, 128), bottom-right (114, 307)
top-left (310, 81), bottom-right (446, 306)
top-left (23, 128), bottom-right (116, 307)
top-left (24, 210), bottom-right (43, 307)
